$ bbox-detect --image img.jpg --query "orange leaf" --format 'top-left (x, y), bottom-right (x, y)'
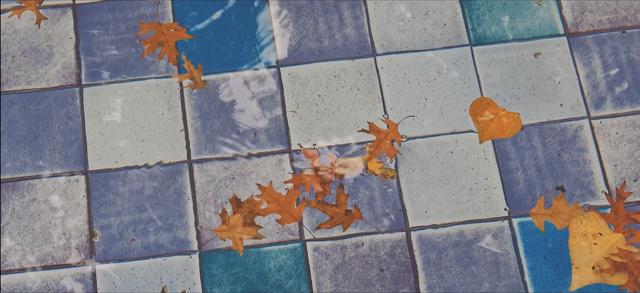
top-left (137, 22), bottom-right (193, 65)
top-left (212, 210), bottom-right (263, 255)
top-left (366, 158), bottom-right (397, 179)
top-left (176, 54), bottom-right (206, 90)
top-left (469, 96), bottom-right (523, 143)
top-left (598, 182), bottom-right (639, 238)
top-left (530, 192), bottom-right (584, 232)
top-left (284, 171), bottom-right (331, 200)
top-left (359, 118), bottom-right (403, 161)
top-left (256, 182), bottom-right (305, 225)
top-left (9, 0), bottom-right (47, 28)
top-left (227, 194), bottom-right (262, 228)
top-left (307, 184), bottom-right (363, 231)
top-left (603, 247), bottom-right (640, 293)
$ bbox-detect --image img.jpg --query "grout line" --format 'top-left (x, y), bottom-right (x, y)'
top-left (362, 0), bottom-right (388, 116)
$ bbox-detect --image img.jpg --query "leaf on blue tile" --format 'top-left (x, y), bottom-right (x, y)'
top-left (0, 266), bottom-right (93, 293)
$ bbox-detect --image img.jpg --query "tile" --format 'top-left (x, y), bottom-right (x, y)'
top-left (494, 120), bottom-right (607, 215)
top-left (307, 233), bottom-right (416, 292)
top-left (96, 254), bottom-right (201, 293)
top-left (193, 154), bottom-right (298, 251)
top-left (1, 266), bottom-right (93, 293)
top-left (281, 58), bottom-right (384, 146)
top-left (185, 69), bottom-right (288, 159)
top-left (1, 88), bottom-right (84, 178)
top-left (367, 1), bottom-right (468, 53)
top-left (1, 7), bottom-right (77, 91)
top-left (460, 0), bottom-right (563, 45)
top-left (291, 144), bottom-right (405, 238)
top-left (172, 0), bottom-right (275, 75)
top-left (89, 164), bottom-right (197, 262)
top-left (200, 243), bottom-right (310, 293)
top-left (515, 218), bottom-right (619, 292)
top-left (412, 221), bottom-right (523, 292)
top-left (592, 115), bottom-right (640, 196)
top-left (561, 0), bottom-right (640, 33)
top-left (1, 176), bottom-right (89, 270)
top-left (83, 78), bottom-right (186, 170)
top-left (0, 0), bottom-right (72, 10)
top-left (76, 0), bottom-right (176, 83)
top-left (397, 133), bottom-right (507, 226)
top-left (474, 37), bottom-right (585, 123)
top-left (570, 29), bottom-right (640, 116)
top-left (377, 47), bottom-right (480, 137)
top-left (270, 0), bottom-right (372, 65)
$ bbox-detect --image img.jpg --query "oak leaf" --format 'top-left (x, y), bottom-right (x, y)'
top-left (285, 147), bottom-right (334, 199)
top-left (227, 194), bottom-right (262, 228)
top-left (597, 182), bottom-right (639, 242)
top-left (176, 54), bottom-right (206, 90)
top-left (530, 192), bottom-right (584, 232)
top-left (256, 182), bottom-right (305, 225)
top-left (359, 118), bottom-right (403, 161)
top-left (306, 184), bottom-right (363, 231)
top-left (366, 158), bottom-right (397, 179)
top-left (602, 246), bottom-right (640, 293)
top-left (9, 0), bottom-right (47, 28)
top-left (137, 22), bottom-right (193, 65)
top-left (334, 156), bottom-right (365, 179)
top-left (212, 209), bottom-right (263, 255)
top-left (469, 96), bottom-right (523, 143)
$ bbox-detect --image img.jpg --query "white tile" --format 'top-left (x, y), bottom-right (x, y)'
top-left (96, 254), bottom-right (201, 293)
top-left (83, 79), bottom-right (186, 170)
top-left (377, 47), bottom-right (480, 137)
top-left (397, 133), bottom-right (507, 226)
top-left (1, 266), bottom-right (93, 293)
top-left (473, 37), bottom-right (585, 124)
top-left (281, 58), bottom-right (384, 146)
top-left (367, 1), bottom-right (468, 53)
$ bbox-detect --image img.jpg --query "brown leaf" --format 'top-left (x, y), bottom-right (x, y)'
top-left (285, 146), bottom-right (333, 199)
top-left (176, 54), bottom-right (206, 89)
top-left (227, 194), bottom-right (262, 228)
top-left (307, 184), bottom-right (363, 231)
top-left (212, 209), bottom-right (263, 255)
top-left (468, 96), bottom-right (523, 143)
top-left (598, 182), bottom-right (639, 241)
top-left (603, 246), bottom-right (640, 293)
top-left (359, 118), bottom-right (403, 161)
top-left (256, 182), bottom-right (305, 225)
top-left (9, 0), bottom-right (47, 28)
top-left (137, 22), bottom-right (193, 65)
top-left (530, 192), bottom-right (583, 232)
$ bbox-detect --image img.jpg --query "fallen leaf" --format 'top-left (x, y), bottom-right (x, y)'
top-left (285, 171), bottom-right (332, 200)
top-left (530, 192), bottom-right (584, 232)
top-left (306, 184), bottom-right (363, 231)
top-left (161, 285), bottom-right (168, 293)
top-left (9, 0), bottom-right (47, 28)
top-left (227, 194), bottom-right (262, 228)
top-left (602, 246), bottom-right (640, 293)
top-left (137, 22), bottom-right (193, 65)
top-left (176, 54), bottom-right (206, 89)
top-left (598, 182), bottom-right (639, 241)
top-left (334, 156), bottom-right (365, 179)
top-left (256, 182), bottom-right (305, 225)
top-left (212, 209), bottom-right (263, 255)
top-left (469, 96), bottom-right (523, 143)
top-left (366, 158), bottom-right (397, 179)
top-left (359, 118), bottom-right (403, 161)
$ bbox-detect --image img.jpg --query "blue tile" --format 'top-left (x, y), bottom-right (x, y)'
top-left (412, 221), bottom-right (523, 292)
top-left (1, 88), bottom-right (84, 178)
top-left (494, 120), bottom-right (606, 214)
top-left (200, 243), bottom-right (310, 293)
top-left (570, 29), bottom-right (640, 116)
top-left (270, 0), bottom-right (372, 65)
top-left (89, 164), bottom-right (197, 261)
top-left (172, 0), bottom-right (276, 75)
top-left (76, 0), bottom-right (176, 83)
top-left (185, 69), bottom-right (288, 159)
top-left (515, 219), bottom-right (620, 292)
top-left (0, 266), bottom-right (93, 293)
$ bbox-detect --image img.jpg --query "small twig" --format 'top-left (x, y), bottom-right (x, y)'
top-left (397, 115), bottom-right (417, 125)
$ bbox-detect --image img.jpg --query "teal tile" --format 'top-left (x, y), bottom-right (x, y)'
top-left (200, 243), bottom-right (310, 293)
top-left (461, 0), bottom-right (563, 45)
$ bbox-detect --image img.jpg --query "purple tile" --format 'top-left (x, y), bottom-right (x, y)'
top-left (76, 1), bottom-right (176, 83)
top-left (412, 221), bottom-right (524, 292)
top-left (184, 69), bottom-right (288, 159)
top-left (0, 266), bottom-right (94, 293)
top-left (306, 233), bottom-right (416, 292)
top-left (270, 0), bottom-right (372, 65)
top-left (89, 163), bottom-right (197, 262)
top-left (570, 30), bottom-right (640, 116)
top-left (560, 0), bottom-right (640, 33)
top-left (493, 120), bottom-right (607, 215)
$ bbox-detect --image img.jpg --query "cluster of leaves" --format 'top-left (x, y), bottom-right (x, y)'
top-left (211, 118), bottom-right (405, 255)
top-left (530, 183), bottom-right (639, 292)
top-left (8, 0), bottom-right (47, 28)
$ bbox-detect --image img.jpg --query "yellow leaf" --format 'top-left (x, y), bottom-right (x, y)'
top-left (469, 96), bottom-right (523, 143)
top-left (366, 158), bottom-right (397, 179)
top-left (530, 192), bottom-right (583, 232)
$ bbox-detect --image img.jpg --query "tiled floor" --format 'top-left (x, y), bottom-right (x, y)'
top-left (1, 0), bottom-right (638, 292)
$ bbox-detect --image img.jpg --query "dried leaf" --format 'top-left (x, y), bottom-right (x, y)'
top-left (530, 192), bottom-right (584, 232)
top-left (256, 182), bottom-right (305, 225)
top-left (176, 54), bottom-right (206, 89)
top-left (212, 209), bottom-right (263, 255)
top-left (307, 184), bottom-right (363, 231)
top-left (284, 171), bottom-right (332, 200)
top-left (598, 182), bottom-right (639, 241)
top-left (469, 96), bottom-right (523, 143)
top-left (160, 285), bottom-right (168, 293)
top-left (227, 194), bottom-right (262, 228)
top-left (334, 156), bottom-right (365, 179)
top-left (603, 246), bottom-right (640, 293)
top-left (137, 22), bottom-right (193, 65)
top-left (366, 158), bottom-right (397, 179)
top-left (359, 118), bottom-right (403, 161)
top-left (9, 0), bottom-right (47, 28)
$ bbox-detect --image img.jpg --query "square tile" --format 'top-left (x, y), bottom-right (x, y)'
top-left (494, 120), bottom-right (607, 215)
top-left (1, 7), bottom-right (77, 91)
top-left (412, 221), bottom-right (524, 292)
top-left (1, 266), bottom-right (93, 293)
top-left (367, 1), bottom-right (468, 53)
top-left (185, 69), bottom-right (288, 159)
top-left (560, 0), bottom-right (640, 33)
top-left (193, 154), bottom-right (298, 251)
top-left (291, 144), bottom-right (405, 238)
top-left (83, 78), bottom-right (186, 170)
top-left (89, 164), bottom-right (197, 262)
top-left (270, 0), bottom-right (372, 65)
top-left (1, 176), bottom-right (89, 270)
top-left (397, 133), bottom-right (507, 226)
top-left (570, 29), bottom-right (640, 116)
top-left (460, 0), bottom-right (563, 45)
top-left (1, 88), bottom-right (84, 178)
top-left (200, 243), bottom-right (310, 293)
top-left (96, 254), bottom-right (201, 293)
top-left (281, 58), bottom-right (384, 146)
top-left (307, 233), bottom-right (416, 292)
top-left (474, 37), bottom-right (585, 123)
top-left (593, 115), bottom-right (640, 196)
top-left (76, 0), bottom-right (176, 83)
top-left (515, 218), bottom-right (619, 292)
top-left (172, 0), bottom-right (275, 75)
top-left (377, 47), bottom-right (480, 137)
